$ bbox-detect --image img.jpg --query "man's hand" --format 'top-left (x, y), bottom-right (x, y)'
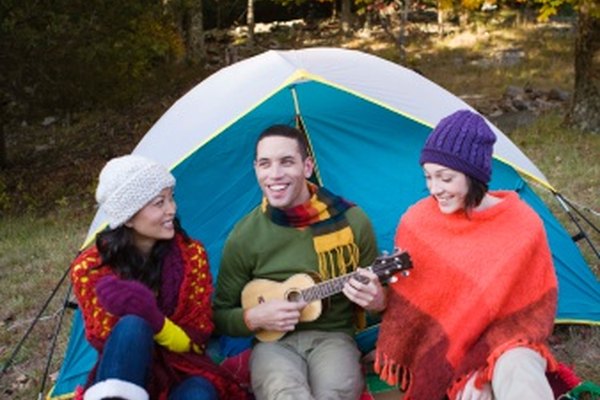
top-left (342, 269), bottom-right (387, 312)
top-left (243, 299), bottom-right (307, 332)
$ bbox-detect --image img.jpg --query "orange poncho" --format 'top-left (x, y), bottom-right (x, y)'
top-left (375, 191), bottom-right (558, 400)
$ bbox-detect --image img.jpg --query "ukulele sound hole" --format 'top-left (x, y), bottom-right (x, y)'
top-left (286, 290), bottom-right (304, 303)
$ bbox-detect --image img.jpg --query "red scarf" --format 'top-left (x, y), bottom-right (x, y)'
top-left (71, 234), bottom-right (248, 399)
top-left (375, 192), bottom-right (558, 400)
top-left (262, 182), bottom-right (359, 280)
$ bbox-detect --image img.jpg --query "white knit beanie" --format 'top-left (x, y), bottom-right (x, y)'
top-left (95, 154), bottom-right (176, 228)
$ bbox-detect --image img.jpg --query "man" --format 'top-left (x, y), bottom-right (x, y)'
top-left (214, 125), bottom-right (386, 400)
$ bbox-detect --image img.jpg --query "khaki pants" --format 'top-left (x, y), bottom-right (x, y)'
top-left (458, 347), bottom-right (554, 400)
top-left (250, 330), bottom-right (364, 400)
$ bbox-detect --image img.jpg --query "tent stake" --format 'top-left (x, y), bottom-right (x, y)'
top-left (38, 283), bottom-right (73, 399)
top-left (555, 192), bottom-right (600, 260)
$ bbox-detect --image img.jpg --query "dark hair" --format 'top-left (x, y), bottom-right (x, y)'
top-left (95, 217), bottom-right (188, 290)
top-left (464, 176), bottom-right (488, 214)
top-left (255, 125), bottom-right (310, 160)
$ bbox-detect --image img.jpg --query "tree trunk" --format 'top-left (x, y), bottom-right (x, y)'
top-left (331, 0), bottom-right (337, 20)
top-left (567, 8), bottom-right (600, 133)
top-left (247, 0), bottom-right (255, 44)
top-left (378, 1), bottom-right (405, 61)
top-left (216, 0), bottom-right (222, 28)
top-left (0, 123), bottom-right (6, 168)
top-left (177, 0), bottom-right (206, 65)
top-left (189, 0), bottom-right (206, 64)
top-left (341, 0), bottom-right (352, 35)
top-left (437, 0), bottom-right (444, 35)
top-left (398, 0), bottom-right (410, 62)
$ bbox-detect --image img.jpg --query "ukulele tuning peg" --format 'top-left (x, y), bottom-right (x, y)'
top-left (402, 270), bottom-right (410, 277)
top-left (388, 275), bottom-right (398, 284)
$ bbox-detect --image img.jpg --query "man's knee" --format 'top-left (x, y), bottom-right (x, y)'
top-left (250, 343), bottom-right (312, 399)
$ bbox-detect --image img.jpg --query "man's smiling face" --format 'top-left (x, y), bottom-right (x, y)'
top-left (254, 135), bottom-right (314, 210)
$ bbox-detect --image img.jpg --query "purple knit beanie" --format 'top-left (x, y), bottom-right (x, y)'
top-left (419, 109), bottom-right (497, 183)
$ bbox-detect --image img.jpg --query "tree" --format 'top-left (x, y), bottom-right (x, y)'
top-left (568, 4), bottom-right (600, 133)
top-left (247, 0), bottom-right (256, 44)
top-left (0, 123), bottom-right (5, 168)
top-left (538, 0), bottom-right (600, 133)
top-left (341, 0), bottom-right (353, 34)
top-left (364, 0), bottom-right (414, 61)
top-left (175, 0), bottom-right (208, 63)
top-left (0, 0), bottom-right (184, 166)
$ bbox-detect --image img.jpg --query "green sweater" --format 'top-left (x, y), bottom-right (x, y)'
top-left (214, 206), bottom-right (378, 338)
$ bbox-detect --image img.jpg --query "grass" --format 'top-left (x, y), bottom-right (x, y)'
top-left (1, 15), bottom-right (599, 399)
top-left (510, 114), bottom-right (600, 276)
top-left (413, 22), bottom-right (574, 101)
top-left (0, 208), bottom-right (88, 397)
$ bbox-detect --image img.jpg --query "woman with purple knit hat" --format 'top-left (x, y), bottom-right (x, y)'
top-left (375, 110), bottom-right (559, 399)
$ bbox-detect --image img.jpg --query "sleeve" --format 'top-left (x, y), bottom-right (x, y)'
top-left (70, 249), bottom-right (117, 350)
top-left (212, 231), bottom-right (256, 337)
top-left (348, 207), bottom-right (379, 267)
top-left (153, 318), bottom-right (193, 352)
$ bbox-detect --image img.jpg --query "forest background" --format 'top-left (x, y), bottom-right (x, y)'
top-left (0, 0), bottom-right (598, 398)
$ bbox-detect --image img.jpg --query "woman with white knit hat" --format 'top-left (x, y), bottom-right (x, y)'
top-left (70, 154), bottom-right (247, 400)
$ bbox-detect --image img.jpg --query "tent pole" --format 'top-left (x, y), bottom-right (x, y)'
top-left (555, 192), bottom-right (600, 261)
top-left (0, 262), bottom-right (71, 381)
top-left (38, 283), bottom-right (73, 400)
top-left (558, 194), bottom-right (600, 235)
top-left (289, 85), bottom-right (323, 186)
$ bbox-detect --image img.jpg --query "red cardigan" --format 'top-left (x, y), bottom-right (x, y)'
top-left (71, 234), bottom-right (248, 400)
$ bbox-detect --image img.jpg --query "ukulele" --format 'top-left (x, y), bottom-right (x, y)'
top-left (241, 250), bottom-right (412, 342)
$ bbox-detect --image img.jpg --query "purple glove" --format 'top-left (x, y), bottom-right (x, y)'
top-left (96, 276), bottom-right (165, 333)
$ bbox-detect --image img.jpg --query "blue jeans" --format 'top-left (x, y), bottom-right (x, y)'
top-left (95, 315), bottom-right (217, 400)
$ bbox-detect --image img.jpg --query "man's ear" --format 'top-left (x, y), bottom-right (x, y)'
top-left (304, 156), bottom-right (315, 178)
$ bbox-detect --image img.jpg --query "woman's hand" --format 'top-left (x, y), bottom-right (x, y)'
top-left (96, 276), bottom-right (165, 332)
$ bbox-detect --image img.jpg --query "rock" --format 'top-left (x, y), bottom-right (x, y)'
top-left (42, 116), bottom-right (58, 126)
top-left (504, 85), bottom-right (525, 98)
top-left (512, 98), bottom-right (530, 111)
top-left (548, 88), bottom-right (570, 102)
top-left (488, 110), bottom-right (537, 133)
top-left (498, 49), bottom-right (524, 66)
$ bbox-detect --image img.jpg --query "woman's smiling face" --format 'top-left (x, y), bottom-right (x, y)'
top-left (423, 163), bottom-right (469, 214)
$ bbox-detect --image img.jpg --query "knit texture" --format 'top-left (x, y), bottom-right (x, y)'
top-left (213, 206), bottom-right (378, 338)
top-left (375, 191), bottom-right (558, 400)
top-left (95, 276), bottom-right (165, 333)
top-left (71, 234), bottom-right (249, 400)
top-left (95, 154), bottom-right (175, 228)
top-left (419, 109), bottom-right (496, 183)
top-left (262, 182), bottom-right (359, 280)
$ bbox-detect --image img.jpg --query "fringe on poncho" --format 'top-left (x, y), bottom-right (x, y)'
top-left (375, 191), bottom-right (558, 400)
